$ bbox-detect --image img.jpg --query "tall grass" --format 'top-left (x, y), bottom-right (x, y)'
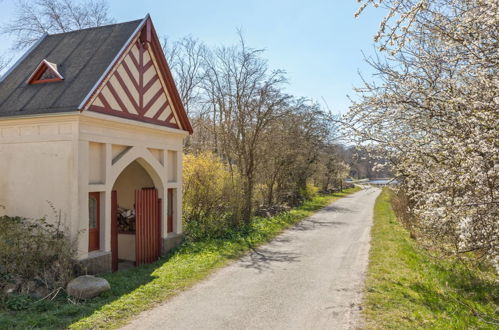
top-left (363, 189), bottom-right (498, 329)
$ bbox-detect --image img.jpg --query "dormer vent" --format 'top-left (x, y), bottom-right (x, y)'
top-left (27, 59), bottom-right (64, 84)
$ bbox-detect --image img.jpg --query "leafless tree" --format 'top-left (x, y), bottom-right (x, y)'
top-left (162, 36), bottom-right (207, 116)
top-left (202, 36), bottom-right (290, 223)
top-left (3, 0), bottom-right (113, 50)
top-left (258, 99), bottom-right (339, 206)
top-left (0, 55), bottom-right (11, 74)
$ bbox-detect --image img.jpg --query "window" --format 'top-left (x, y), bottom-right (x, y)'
top-left (88, 192), bottom-right (100, 251)
top-left (167, 188), bottom-right (174, 233)
top-left (89, 196), bottom-right (98, 229)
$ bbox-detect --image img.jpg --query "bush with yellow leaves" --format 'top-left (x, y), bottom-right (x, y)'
top-left (182, 152), bottom-right (242, 240)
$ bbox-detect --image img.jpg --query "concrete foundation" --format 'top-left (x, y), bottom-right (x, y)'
top-left (80, 251), bottom-right (112, 274)
top-left (162, 234), bottom-right (183, 255)
top-left (80, 234), bottom-right (183, 275)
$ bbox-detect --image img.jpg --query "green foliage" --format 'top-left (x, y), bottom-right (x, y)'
top-left (182, 152), bottom-right (242, 240)
top-left (364, 189), bottom-right (499, 329)
top-left (301, 183), bottom-right (319, 200)
top-left (1, 294), bottom-right (35, 311)
top-left (0, 188), bottom-right (360, 329)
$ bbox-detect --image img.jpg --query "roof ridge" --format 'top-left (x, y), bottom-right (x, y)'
top-left (47, 19), bottom-right (143, 37)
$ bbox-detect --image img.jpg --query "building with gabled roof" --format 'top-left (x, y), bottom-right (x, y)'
top-left (0, 15), bottom-right (191, 273)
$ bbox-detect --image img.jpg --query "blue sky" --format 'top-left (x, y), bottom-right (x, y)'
top-left (0, 0), bottom-right (386, 115)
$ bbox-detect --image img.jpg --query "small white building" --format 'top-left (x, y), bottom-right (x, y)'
top-left (0, 16), bottom-right (192, 273)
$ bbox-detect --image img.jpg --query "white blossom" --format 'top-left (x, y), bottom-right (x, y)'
top-left (348, 0), bottom-right (499, 268)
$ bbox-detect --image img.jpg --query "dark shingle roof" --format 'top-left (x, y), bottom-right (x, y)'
top-left (0, 19), bottom-right (143, 117)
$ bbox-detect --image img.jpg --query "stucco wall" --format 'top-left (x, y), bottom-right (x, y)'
top-left (78, 111), bottom-right (186, 260)
top-left (0, 111), bottom-right (187, 263)
top-left (0, 118), bottom-right (78, 236)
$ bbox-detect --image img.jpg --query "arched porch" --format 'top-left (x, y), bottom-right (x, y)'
top-left (111, 159), bottom-right (163, 271)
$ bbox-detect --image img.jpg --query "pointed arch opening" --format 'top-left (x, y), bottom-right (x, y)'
top-left (111, 158), bottom-right (163, 271)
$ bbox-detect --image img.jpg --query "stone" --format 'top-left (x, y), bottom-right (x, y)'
top-left (66, 275), bottom-right (110, 299)
top-left (2, 278), bottom-right (22, 295)
top-left (2, 283), bottom-right (19, 295)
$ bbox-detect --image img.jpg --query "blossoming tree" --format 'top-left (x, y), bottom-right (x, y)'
top-left (346, 0), bottom-right (498, 269)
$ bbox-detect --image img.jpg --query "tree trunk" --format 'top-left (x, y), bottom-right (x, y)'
top-left (267, 182), bottom-right (274, 207)
top-left (242, 178), bottom-right (254, 224)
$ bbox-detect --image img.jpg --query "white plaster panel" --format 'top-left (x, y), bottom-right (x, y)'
top-left (167, 150), bottom-right (177, 182)
top-left (89, 142), bottom-right (105, 184)
top-left (0, 141), bottom-right (74, 231)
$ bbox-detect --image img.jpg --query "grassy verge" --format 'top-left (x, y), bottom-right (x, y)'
top-left (0, 187), bottom-right (360, 329)
top-left (364, 188), bottom-right (498, 329)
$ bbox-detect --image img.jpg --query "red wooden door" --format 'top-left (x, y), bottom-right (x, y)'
top-left (135, 189), bottom-right (161, 266)
top-left (111, 190), bottom-right (118, 272)
top-left (167, 189), bottom-right (174, 233)
top-left (88, 192), bottom-right (100, 252)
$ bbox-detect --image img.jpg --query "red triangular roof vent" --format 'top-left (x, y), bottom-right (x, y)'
top-left (27, 59), bottom-right (64, 84)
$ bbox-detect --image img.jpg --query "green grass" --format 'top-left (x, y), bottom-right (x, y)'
top-left (364, 189), bottom-right (498, 329)
top-left (0, 187), bottom-right (360, 329)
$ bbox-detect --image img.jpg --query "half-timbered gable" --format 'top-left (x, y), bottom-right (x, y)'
top-left (84, 19), bottom-right (190, 131)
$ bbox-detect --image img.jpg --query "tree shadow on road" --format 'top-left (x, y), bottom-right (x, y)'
top-left (320, 205), bottom-right (356, 214)
top-left (291, 218), bottom-right (348, 232)
top-left (238, 244), bottom-right (301, 273)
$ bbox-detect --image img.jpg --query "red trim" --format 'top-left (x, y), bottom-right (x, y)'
top-left (114, 70), bottom-right (140, 110)
top-left (143, 75), bottom-right (159, 93)
top-left (129, 47), bottom-right (141, 69)
top-left (111, 190), bottom-right (118, 272)
top-left (167, 189), bottom-right (174, 233)
top-left (30, 78), bottom-right (63, 84)
top-left (143, 88), bottom-right (164, 113)
top-left (82, 17), bottom-right (193, 134)
top-left (148, 19), bottom-right (193, 133)
top-left (139, 42), bottom-right (144, 112)
top-left (121, 59), bottom-right (140, 91)
top-left (135, 188), bottom-right (161, 265)
top-left (143, 60), bottom-right (153, 73)
top-left (90, 104), bottom-right (180, 129)
top-left (165, 112), bottom-right (175, 124)
top-left (98, 93), bottom-right (113, 111)
top-left (27, 60), bottom-right (64, 85)
top-left (158, 198), bottom-right (163, 255)
top-left (141, 19), bottom-right (152, 44)
top-left (88, 192), bottom-right (101, 252)
top-left (107, 82), bottom-right (129, 113)
top-left (152, 101), bottom-right (169, 120)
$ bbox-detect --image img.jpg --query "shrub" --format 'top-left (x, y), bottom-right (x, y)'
top-left (301, 183), bottom-right (319, 201)
top-left (390, 187), bottom-right (417, 234)
top-left (182, 152), bottom-right (242, 240)
top-left (0, 215), bottom-right (78, 302)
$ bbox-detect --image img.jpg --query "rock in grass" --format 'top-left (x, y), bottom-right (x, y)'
top-left (66, 275), bottom-right (110, 299)
top-left (2, 282), bottom-right (19, 295)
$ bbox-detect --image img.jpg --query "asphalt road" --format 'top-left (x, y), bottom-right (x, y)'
top-left (123, 187), bottom-right (380, 330)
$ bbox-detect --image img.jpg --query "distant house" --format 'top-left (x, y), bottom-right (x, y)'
top-left (0, 15), bottom-right (192, 273)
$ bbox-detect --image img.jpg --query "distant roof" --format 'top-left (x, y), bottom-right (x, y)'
top-left (0, 19), bottom-right (143, 117)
